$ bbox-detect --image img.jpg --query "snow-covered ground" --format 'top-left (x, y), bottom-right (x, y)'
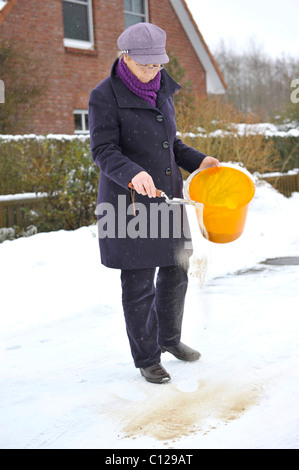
top-left (0, 177), bottom-right (299, 449)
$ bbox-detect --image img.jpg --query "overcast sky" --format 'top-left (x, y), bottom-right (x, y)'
top-left (185, 0), bottom-right (299, 58)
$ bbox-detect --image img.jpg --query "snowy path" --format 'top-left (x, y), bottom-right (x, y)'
top-left (1, 180), bottom-right (299, 449)
top-left (1, 261), bottom-right (299, 449)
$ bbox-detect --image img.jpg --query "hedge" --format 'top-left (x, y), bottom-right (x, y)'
top-left (0, 134), bottom-right (98, 231)
top-left (0, 132), bottom-right (298, 233)
top-left (271, 135), bottom-right (299, 171)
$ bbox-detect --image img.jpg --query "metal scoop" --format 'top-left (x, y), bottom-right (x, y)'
top-left (128, 183), bottom-right (209, 240)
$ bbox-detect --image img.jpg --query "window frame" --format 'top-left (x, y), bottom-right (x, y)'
top-left (73, 109), bottom-right (89, 134)
top-left (63, 0), bottom-right (95, 50)
top-left (124, 0), bottom-right (149, 28)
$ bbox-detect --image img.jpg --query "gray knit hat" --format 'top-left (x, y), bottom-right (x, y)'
top-left (117, 22), bottom-right (169, 65)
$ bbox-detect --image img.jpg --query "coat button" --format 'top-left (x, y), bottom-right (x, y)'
top-left (156, 114), bottom-right (164, 122)
top-left (165, 167), bottom-right (172, 176)
top-left (162, 141), bottom-right (170, 149)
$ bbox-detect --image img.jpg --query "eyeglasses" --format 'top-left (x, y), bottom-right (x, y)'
top-left (136, 64), bottom-right (164, 72)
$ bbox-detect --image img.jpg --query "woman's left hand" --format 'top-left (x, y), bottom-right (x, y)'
top-left (199, 156), bottom-right (221, 170)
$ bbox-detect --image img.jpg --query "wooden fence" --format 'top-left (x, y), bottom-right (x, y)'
top-left (261, 173), bottom-right (299, 198)
top-left (0, 194), bottom-right (47, 229)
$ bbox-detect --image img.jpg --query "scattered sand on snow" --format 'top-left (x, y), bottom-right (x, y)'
top-left (114, 379), bottom-right (263, 442)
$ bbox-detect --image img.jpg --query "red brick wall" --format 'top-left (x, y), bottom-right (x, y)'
top-left (0, 0), bottom-right (206, 134)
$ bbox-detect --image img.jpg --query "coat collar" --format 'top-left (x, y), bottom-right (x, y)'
top-left (110, 59), bottom-right (181, 110)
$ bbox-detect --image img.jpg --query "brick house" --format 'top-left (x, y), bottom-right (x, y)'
top-left (0, 0), bottom-right (226, 135)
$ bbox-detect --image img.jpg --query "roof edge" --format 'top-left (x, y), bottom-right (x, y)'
top-left (169, 0), bottom-right (227, 93)
top-left (0, 0), bottom-right (18, 28)
top-left (181, 0), bottom-right (227, 90)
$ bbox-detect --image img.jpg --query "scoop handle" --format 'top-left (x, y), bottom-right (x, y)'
top-left (128, 182), bottom-right (164, 198)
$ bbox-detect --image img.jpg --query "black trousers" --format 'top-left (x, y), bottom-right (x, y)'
top-left (120, 262), bottom-right (189, 369)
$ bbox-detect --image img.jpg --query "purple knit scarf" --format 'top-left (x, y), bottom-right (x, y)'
top-left (116, 58), bottom-right (161, 106)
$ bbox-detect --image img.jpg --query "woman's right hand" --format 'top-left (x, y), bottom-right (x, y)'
top-left (131, 171), bottom-right (157, 198)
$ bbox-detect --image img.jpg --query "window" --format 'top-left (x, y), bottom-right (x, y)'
top-left (124, 0), bottom-right (149, 29)
top-left (62, 0), bottom-right (94, 50)
top-left (74, 110), bottom-right (89, 133)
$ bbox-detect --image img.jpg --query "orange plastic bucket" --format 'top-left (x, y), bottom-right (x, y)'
top-left (185, 165), bottom-right (255, 243)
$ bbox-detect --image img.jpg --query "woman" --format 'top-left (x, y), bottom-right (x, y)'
top-left (89, 22), bottom-right (220, 384)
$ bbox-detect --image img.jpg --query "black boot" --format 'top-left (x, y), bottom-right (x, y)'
top-left (161, 342), bottom-right (201, 362)
top-left (140, 363), bottom-right (171, 384)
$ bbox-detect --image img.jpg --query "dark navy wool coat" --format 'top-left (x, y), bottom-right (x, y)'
top-left (88, 60), bottom-right (206, 269)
